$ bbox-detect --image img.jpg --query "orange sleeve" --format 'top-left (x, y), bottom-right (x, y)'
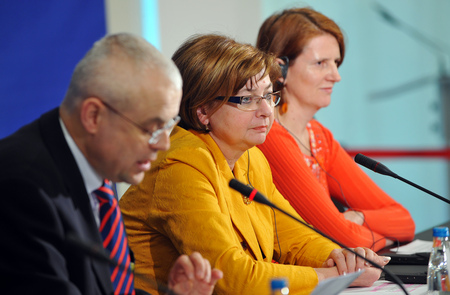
top-left (258, 120), bottom-right (415, 252)
top-left (319, 120), bottom-right (415, 245)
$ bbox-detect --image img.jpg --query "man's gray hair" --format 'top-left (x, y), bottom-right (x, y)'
top-left (62, 33), bottom-right (182, 112)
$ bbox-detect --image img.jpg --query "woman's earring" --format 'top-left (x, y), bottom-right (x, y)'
top-left (280, 102), bottom-right (288, 114)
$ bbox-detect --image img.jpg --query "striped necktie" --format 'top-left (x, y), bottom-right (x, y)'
top-left (94, 180), bottom-right (135, 295)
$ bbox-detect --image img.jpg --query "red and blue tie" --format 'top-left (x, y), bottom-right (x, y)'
top-left (94, 180), bottom-right (135, 295)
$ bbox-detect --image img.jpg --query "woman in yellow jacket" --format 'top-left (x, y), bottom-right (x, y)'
top-left (119, 34), bottom-right (390, 295)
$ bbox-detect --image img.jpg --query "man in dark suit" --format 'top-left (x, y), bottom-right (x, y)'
top-left (0, 33), bottom-right (222, 295)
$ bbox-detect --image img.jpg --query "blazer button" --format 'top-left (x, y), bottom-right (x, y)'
top-left (241, 241), bottom-right (248, 251)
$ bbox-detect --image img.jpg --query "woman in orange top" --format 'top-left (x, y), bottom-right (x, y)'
top-left (256, 7), bottom-right (415, 252)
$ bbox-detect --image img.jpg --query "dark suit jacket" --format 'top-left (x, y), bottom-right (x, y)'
top-left (0, 108), bottom-right (113, 294)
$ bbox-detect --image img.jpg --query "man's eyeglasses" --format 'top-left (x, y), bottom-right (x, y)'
top-left (99, 99), bottom-right (180, 144)
top-left (215, 91), bottom-right (281, 111)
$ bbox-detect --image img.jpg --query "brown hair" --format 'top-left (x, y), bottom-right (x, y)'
top-left (172, 34), bottom-right (280, 131)
top-left (257, 7), bottom-right (345, 90)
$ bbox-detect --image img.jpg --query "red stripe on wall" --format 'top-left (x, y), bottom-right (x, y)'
top-left (345, 147), bottom-right (450, 159)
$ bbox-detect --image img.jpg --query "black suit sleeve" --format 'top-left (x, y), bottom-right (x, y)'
top-left (0, 178), bottom-right (83, 295)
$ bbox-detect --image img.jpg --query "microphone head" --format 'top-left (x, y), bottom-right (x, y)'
top-left (354, 153), bottom-right (397, 178)
top-left (354, 153), bottom-right (377, 170)
top-left (66, 233), bottom-right (119, 267)
top-left (229, 179), bottom-right (274, 208)
top-left (229, 179), bottom-right (253, 196)
top-left (374, 3), bottom-right (399, 26)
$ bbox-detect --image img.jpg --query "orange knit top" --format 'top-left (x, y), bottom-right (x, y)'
top-left (258, 119), bottom-right (415, 251)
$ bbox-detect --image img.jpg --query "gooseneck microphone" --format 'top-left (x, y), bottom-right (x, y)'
top-left (66, 233), bottom-right (122, 267)
top-left (228, 179), bottom-right (409, 295)
top-left (66, 234), bottom-right (177, 295)
top-left (373, 3), bottom-right (449, 74)
top-left (355, 153), bottom-right (450, 205)
top-left (354, 153), bottom-right (398, 177)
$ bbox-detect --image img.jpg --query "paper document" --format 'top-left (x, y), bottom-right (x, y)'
top-left (340, 280), bottom-right (427, 294)
top-left (390, 239), bottom-right (432, 254)
top-left (311, 270), bottom-right (363, 295)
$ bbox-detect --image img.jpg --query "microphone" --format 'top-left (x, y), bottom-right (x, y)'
top-left (66, 234), bottom-right (177, 295)
top-left (373, 3), bottom-right (449, 77)
top-left (66, 233), bottom-right (122, 268)
top-left (354, 153), bottom-right (450, 205)
top-left (373, 3), bottom-right (399, 27)
top-left (354, 153), bottom-right (398, 178)
top-left (228, 179), bottom-right (409, 295)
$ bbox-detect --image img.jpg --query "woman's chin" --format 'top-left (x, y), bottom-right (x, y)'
top-left (250, 135), bottom-right (267, 147)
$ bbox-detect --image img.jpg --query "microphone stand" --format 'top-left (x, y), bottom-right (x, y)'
top-left (374, 3), bottom-right (449, 74)
top-left (66, 234), bottom-right (178, 295)
top-left (372, 3), bottom-right (450, 197)
top-left (229, 179), bottom-right (409, 295)
top-left (355, 153), bottom-right (450, 205)
top-left (390, 172), bottom-right (450, 205)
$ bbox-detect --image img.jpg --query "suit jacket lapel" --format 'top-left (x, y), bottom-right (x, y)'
top-left (39, 108), bottom-right (112, 293)
top-left (197, 132), bottom-right (264, 261)
top-left (236, 158), bottom-right (275, 262)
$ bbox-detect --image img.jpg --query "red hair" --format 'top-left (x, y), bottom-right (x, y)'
top-left (257, 7), bottom-right (345, 67)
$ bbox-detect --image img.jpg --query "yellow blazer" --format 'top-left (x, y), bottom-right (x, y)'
top-left (120, 127), bottom-right (340, 295)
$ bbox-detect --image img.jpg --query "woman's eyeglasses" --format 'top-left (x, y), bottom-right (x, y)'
top-left (215, 91), bottom-right (281, 111)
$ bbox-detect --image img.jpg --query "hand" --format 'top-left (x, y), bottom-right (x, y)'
top-left (322, 247), bottom-right (391, 275)
top-left (316, 248), bottom-right (391, 287)
top-left (350, 267), bottom-right (383, 287)
top-left (343, 210), bottom-right (364, 225)
top-left (168, 252), bottom-right (223, 295)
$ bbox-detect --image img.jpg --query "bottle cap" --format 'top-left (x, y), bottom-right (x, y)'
top-left (271, 278), bottom-right (288, 289)
top-left (433, 227), bottom-right (450, 237)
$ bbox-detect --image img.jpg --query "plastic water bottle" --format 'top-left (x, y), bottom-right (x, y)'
top-left (427, 227), bottom-right (450, 294)
top-left (270, 278), bottom-right (289, 295)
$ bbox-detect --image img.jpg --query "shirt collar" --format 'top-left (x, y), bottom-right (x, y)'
top-left (59, 117), bottom-right (103, 194)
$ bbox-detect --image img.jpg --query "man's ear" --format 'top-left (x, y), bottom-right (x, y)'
top-left (80, 97), bottom-right (103, 134)
top-left (196, 106), bottom-right (209, 126)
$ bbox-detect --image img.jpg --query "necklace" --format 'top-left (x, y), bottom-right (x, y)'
top-left (240, 150), bottom-right (253, 205)
top-left (277, 118), bottom-right (328, 188)
top-left (276, 116), bottom-right (312, 155)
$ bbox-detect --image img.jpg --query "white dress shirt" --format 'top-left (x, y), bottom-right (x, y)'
top-left (60, 118), bottom-right (103, 227)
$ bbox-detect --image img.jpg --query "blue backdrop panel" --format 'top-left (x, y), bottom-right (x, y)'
top-left (0, 1), bottom-right (106, 138)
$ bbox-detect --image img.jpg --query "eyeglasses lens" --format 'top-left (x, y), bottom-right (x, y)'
top-left (148, 116), bottom-right (180, 144)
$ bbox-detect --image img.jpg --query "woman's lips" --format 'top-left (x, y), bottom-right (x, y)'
top-left (253, 125), bottom-right (268, 132)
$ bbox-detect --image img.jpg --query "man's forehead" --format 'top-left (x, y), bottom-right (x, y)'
top-left (128, 68), bottom-right (180, 121)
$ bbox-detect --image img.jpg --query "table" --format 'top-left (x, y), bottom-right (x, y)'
top-left (340, 220), bottom-right (450, 294)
